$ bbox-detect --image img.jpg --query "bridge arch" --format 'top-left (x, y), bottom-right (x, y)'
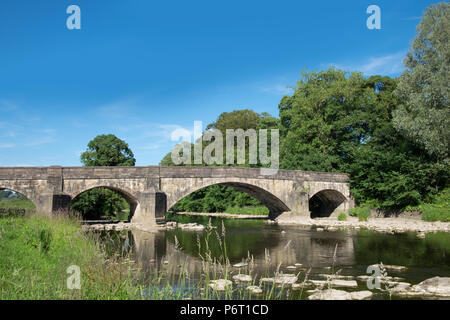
top-left (70, 185), bottom-right (140, 221)
top-left (309, 189), bottom-right (347, 218)
top-left (0, 185), bottom-right (37, 208)
top-left (0, 187), bottom-right (37, 211)
top-left (164, 180), bottom-right (290, 219)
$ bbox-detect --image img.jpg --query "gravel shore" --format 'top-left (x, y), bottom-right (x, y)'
top-left (275, 216), bottom-right (450, 235)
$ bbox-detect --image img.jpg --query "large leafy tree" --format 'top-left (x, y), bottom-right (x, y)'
top-left (71, 134), bottom-right (135, 220)
top-left (80, 134), bottom-right (136, 166)
top-left (393, 2), bottom-right (450, 160)
top-left (345, 76), bottom-right (448, 210)
top-left (279, 68), bottom-right (375, 171)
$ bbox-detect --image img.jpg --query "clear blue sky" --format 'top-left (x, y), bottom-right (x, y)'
top-left (0, 0), bottom-right (434, 166)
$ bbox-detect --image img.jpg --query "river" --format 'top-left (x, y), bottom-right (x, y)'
top-left (95, 215), bottom-right (450, 299)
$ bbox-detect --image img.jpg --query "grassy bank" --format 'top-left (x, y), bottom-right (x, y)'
top-left (350, 188), bottom-right (450, 222)
top-left (0, 214), bottom-right (141, 299)
top-left (0, 198), bottom-right (35, 210)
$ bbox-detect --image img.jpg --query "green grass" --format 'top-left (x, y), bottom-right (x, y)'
top-left (337, 212), bottom-right (347, 221)
top-left (422, 205), bottom-right (450, 222)
top-left (421, 188), bottom-right (450, 222)
top-left (349, 207), bottom-right (371, 221)
top-left (0, 214), bottom-right (141, 299)
top-left (224, 206), bottom-right (269, 215)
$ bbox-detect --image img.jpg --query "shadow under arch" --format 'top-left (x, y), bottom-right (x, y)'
top-left (70, 186), bottom-right (139, 221)
top-left (0, 187), bottom-right (37, 212)
top-left (167, 181), bottom-right (290, 220)
top-left (309, 189), bottom-right (347, 218)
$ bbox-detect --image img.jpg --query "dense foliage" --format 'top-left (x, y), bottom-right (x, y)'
top-left (277, 68), bottom-right (448, 211)
top-left (171, 184), bottom-right (262, 213)
top-left (393, 2), bottom-right (449, 160)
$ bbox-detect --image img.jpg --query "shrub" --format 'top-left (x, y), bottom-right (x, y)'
top-left (349, 207), bottom-right (370, 221)
top-left (39, 228), bottom-right (52, 253)
top-left (421, 188), bottom-right (449, 222)
top-left (337, 213), bottom-right (347, 221)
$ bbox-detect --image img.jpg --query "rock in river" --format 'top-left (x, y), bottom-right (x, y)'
top-left (233, 274), bottom-right (252, 283)
top-left (247, 286), bottom-right (263, 294)
top-left (308, 289), bottom-right (373, 300)
top-left (209, 279), bottom-right (232, 291)
top-left (261, 274), bottom-right (298, 285)
top-left (394, 277), bottom-right (450, 298)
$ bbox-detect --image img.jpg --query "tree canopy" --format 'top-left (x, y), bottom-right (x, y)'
top-left (393, 2), bottom-right (450, 160)
top-left (80, 134), bottom-right (136, 166)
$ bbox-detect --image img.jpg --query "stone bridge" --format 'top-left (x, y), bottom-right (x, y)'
top-left (0, 166), bottom-right (353, 225)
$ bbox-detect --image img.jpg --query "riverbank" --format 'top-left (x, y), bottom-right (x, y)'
top-left (275, 216), bottom-right (450, 235)
top-left (176, 211), bottom-right (268, 219)
top-left (81, 214), bottom-right (450, 235)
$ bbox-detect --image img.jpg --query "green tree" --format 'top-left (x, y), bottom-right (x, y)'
top-left (279, 68), bottom-right (375, 171)
top-left (80, 134), bottom-right (136, 166)
top-left (393, 2), bottom-right (450, 160)
top-left (71, 134), bottom-right (135, 220)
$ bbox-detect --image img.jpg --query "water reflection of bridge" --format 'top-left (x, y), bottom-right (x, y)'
top-left (131, 227), bottom-right (355, 276)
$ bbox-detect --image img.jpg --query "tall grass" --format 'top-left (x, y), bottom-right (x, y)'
top-left (421, 188), bottom-right (449, 222)
top-left (349, 207), bottom-right (370, 221)
top-left (0, 213), bottom-right (141, 299)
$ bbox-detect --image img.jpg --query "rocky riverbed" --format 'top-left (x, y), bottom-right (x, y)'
top-left (205, 272), bottom-right (450, 300)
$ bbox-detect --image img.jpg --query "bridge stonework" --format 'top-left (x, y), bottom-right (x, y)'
top-left (0, 166), bottom-right (354, 225)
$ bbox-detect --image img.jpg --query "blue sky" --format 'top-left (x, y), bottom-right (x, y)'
top-left (0, 0), bottom-right (434, 166)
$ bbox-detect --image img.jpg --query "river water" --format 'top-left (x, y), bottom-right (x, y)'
top-left (97, 215), bottom-right (450, 299)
